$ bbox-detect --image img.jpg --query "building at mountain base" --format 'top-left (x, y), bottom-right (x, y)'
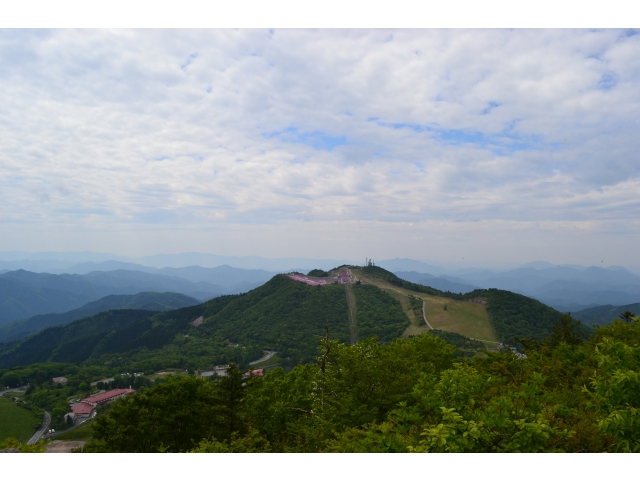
top-left (65, 387), bottom-right (136, 424)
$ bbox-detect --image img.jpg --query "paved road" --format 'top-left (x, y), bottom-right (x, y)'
top-left (249, 350), bottom-right (277, 365)
top-left (1, 385), bottom-right (28, 395)
top-left (44, 415), bottom-right (93, 440)
top-left (27, 411), bottom-right (50, 445)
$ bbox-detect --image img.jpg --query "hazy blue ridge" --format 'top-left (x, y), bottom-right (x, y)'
top-left (0, 269), bottom-right (229, 326)
top-left (0, 274), bottom-right (95, 326)
top-left (59, 262), bottom-right (277, 287)
top-left (0, 291), bottom-right (200, 344)
top-left (572, 302), bottom-right (640, 326)
top-left (394, 271), bottom-right (478, 294)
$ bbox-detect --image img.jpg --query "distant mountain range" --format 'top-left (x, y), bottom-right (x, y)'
top-left (0, 292), bottom-right (200, 344)
top-left (0, 251), bottom-right (350, 273)
top-left (1, 251), bottom-right (639, 312)
top-left (394, 271), bottom-right (477, 294)
top-left (394, 265), bottom-right (640, 311)
top-left (60, 261), bottom-right (276, 287)
top-left (0, 266), bottom-right (277, 326)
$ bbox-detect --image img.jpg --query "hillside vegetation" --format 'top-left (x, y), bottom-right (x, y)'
top-left (468, 289), bottom-right (576, 343)
top-left (355, 266), bottom-right (578, 344)
top-left (356, 267), bottom-right (497, 343)
top-left (0, 396), bottom-right (39, 442)
top-left (0, 267), bottom-right (592, 383)
top-left (72, 316), bottom-right (640, 453)
top-left (351, 284), bottom-right (409, 341)
top-left (0, 275), bottom-right (410, 371)
top-left (428, 329), bottom-right (487, 357)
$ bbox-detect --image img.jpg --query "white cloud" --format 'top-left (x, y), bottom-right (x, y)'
top-left (0, 29), bottom-right (639, 263)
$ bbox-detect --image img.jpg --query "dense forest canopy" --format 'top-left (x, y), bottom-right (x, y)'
top-left (70, 315), bottom-right (640, 453)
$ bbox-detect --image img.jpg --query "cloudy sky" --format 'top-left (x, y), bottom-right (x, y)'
top-left (0, 29), bottom-right (639, 265)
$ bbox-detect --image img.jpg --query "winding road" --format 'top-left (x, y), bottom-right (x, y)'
top-left (27, 411), bottom-right (50, 445)
top-left (249, 350), bottom-right (277, 365)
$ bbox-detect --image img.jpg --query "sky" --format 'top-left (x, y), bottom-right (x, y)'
top-left (1, 28), bottom-right (639, 266)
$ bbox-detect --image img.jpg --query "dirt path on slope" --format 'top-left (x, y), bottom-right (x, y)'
top-left (364, 282), bottom-right (434, 330)
top-left (421, 301), bottom-right (434, 330)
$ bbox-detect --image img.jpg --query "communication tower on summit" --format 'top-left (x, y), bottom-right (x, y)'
top-left (365, 258), bottom-right (375, 267)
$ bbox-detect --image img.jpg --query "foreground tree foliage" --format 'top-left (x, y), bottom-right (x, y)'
top-left (83, 315), bottom-right (640, 453)
top-left (0, 437), bottom-right (47, 453)
top-left (86, 364), bottom-right (245, 452)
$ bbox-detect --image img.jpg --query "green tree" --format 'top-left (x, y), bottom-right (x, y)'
top-left (619, 310), bottom-right (635, 323)
top-left (588, 317), bottom-right (640, 452)
top-left (1, 371), bottom-right (20, 388)
top-left (90, 375), bottom-right (220, 452)
top-left (211, 363), bottom-right (245, 442)
top-left (545, 314), bottom-right (585, 348)
top-left (322, 335), bottom-right (454, 431)
top-left (242, 364), bottom-right (321, 452)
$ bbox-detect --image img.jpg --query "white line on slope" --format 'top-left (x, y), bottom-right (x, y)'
top-left (372, 282), bottom-right (434, 330)
top-left (367, 277), bottom-right (502, 343)
top-left (422, 301), bottom-right (434, 330)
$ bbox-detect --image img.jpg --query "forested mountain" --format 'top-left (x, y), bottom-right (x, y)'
top-left (0, 292), bottom-right (200, 344)
top-left (468, 289), bottom-right (586, 343)
top-left (358, 265), bottom-right (583, 343)
top-left (0, 266), bottom-right (587, 374)
top-left (3, 267), bottom-right (629, 453)
top-left (0, 274), bottom-right (408, 371)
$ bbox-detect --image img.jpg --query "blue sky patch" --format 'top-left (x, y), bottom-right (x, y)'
top-left (181, 53), bottom-right (198, 71)
top-left (598, 72), bottom-right (617, 90)
top-left (375, 120), bottom-right (543, 155)
top-left (482, 101), bottom-right (500, 115)
top-left (264, 127), bottom-right (348, 151)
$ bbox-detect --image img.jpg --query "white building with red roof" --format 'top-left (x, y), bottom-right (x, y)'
top-left (70, 401), bottom-right (95, 418)
top-left (83, 388), bottom-right (135, 406)
top-left (66, 388), bottom-right (135, 424)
